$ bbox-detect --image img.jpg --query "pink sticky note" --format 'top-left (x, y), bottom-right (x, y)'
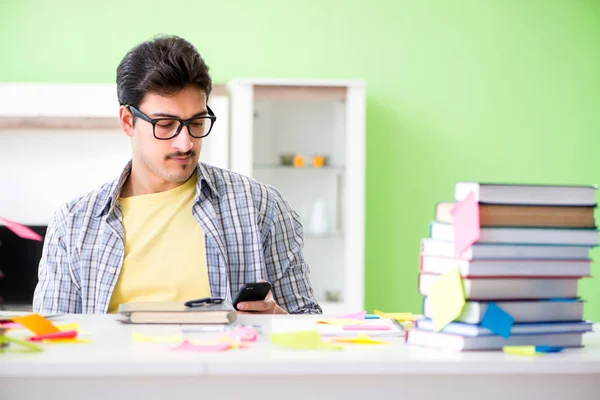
top-left (172, 340), bottom-right (232, 352)
top-left (29, 330), bottom-right (78, 342)
top-left (450, 192), bottom-right (480, 257)
top-left (223, 327), bottom-right (257, 342)
top-left (336, 311), bottom-right (367, 320)
top-left (343, 324), bottom-right (392, 331)
top-left (1, 322), bottom-right (23, 330)
top-left (0, 217), bottom-right (43, 241)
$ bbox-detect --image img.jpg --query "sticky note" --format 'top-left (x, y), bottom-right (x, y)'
top-left (131, 332), bottom-right (183, 343)
top-left (336, 311), bottom-right (367, 320)
top-left (481, 302), bottom-right (514, 339)
top-left (0, 216), bottom-right (43, 241)
top-left (373, 310), bottom-right (417, 322)
top-left (271, 330), bottom-right (342, 350)
top-left (343, 324), bottom-right (391, 331)
top-left (316, 318), bottom-right (365, 326)
top-left (364, 315), bottom-right (380, 319)
top-left (450, 192), bottom-right (480, 257)
top-left (11, 314), bottom-right (60, 335)
top-left (41, 338), bottom-right (91, 344)
top-left (331, 334), bottom-right (387, 345)
top-left (535, 346), bottom-right (565, 353)
top-left (428, 268), bottom-right (466, 331)
top-left (172, 340), bottom-right (233, 352)
top-left (503, 346), bottom-right (538, 356)
top-left (55, 323), bottom-right (91, 334)
top-left (1, 336), bottom-right (43, 352)
top-left (221, 327), bottom-right (257, 342)
top-left (1, 322), bottom-right (22, 330)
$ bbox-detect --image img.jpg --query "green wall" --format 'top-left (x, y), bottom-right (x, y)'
top-left (2, 0), bottom-right (600, 319)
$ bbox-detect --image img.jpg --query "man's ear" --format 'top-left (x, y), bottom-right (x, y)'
top-left (119, 105), bottom-right (134, 138)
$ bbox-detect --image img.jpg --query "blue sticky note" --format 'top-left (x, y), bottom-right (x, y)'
top-left (535, 346), bottom-right (565, 353)
top-left (481, 302), bottom-right (514, 339)
top-left (365, 315), bottom-right (380, 319)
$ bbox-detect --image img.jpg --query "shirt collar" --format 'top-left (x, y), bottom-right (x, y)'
top-left (95, 161), bottom-right (220, 218)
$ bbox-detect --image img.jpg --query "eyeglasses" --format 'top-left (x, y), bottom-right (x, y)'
top-left (125, 105), bottom-right (217, 140)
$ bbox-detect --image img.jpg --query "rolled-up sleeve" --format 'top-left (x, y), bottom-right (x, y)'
top-left (32, 207), bottom-right (81, 314)
top-left (262, 185), bottom-right (322, 314)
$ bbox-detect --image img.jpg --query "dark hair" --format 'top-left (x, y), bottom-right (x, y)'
top-left (116, 34), bottom-right (212, 108)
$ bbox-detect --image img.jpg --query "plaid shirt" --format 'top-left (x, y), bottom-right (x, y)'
top-left (32, 162), bottom-right (322, 314)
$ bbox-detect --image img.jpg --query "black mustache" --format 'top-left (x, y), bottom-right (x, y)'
top-left (167, 151), bottom-right (195, 159)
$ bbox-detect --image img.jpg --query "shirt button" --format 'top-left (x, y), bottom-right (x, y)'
top-left (109, 267), bottom-right (117, 274)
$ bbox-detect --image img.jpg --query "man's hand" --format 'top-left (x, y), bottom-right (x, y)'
top-left (236, 288), bottom-right (288, 314)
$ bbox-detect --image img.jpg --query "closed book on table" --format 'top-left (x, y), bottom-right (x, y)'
top-left (422, 298), bottom-right (585, 324)
top-left (418, 273), bottom-right (580, 300)
top-left (435, 202), bottom-right (595, 228)
top-left (420, 256), bottom-right (591, 278)
top-left (406, 329), bottom-right (585, 351)
top-left (454, 182), bottom-right (596, 206)
top-left (415, 319), bottom-right (593, 337)
top-left (118, 301), bottom-right (237, 324)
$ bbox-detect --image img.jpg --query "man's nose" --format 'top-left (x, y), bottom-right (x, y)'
top-left (171, 125), bottom-right (193, 152)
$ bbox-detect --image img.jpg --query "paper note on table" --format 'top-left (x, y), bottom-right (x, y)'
top-left (0, 336), bottom-right (43, 352)
top-left (373, 310), bottom-right (416, 322)
top-left (316, 318), bottom-right (366, 326)
top-left (481, 302), bottom-right (514, 339)
top-left (450, 192), bottom-right (480, 257)
top-left (55, 323), bottom-right (91, 334)
top-left (271, 330), bottom-right (342, 350)
top-left (11, 314), bottom-right (60, 335)
top-left (0, 216), bottom-right (43, 241)
top-left (1, 322), bottom-right (22, 330)
top-left (331, 334), bottom-right (387, 345)
top-left (428, 268), bottom-right (466, 332)
top-left (272, 317), bottom-right (400, 337)
top-left (131, 332), bottom-right (183, 343)
top-left (503, 346), bottom-right (538, 356)
top-left (343, 324), bottom-right (391, 331)
top-left (535, 346), bottom-right (565, 353)
top-left (41, 338), bottom-right (92, 344)
top-left (172, 340), bottom-right (233, 352)
top-left (335, 311), bottom-right (367, 320)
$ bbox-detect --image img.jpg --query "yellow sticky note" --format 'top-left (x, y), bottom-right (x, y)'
top-left (503, 346), bottom-right (539, 356)
top-left (2, 336), bottom-right (43, 352)
top-left (331, 334), bottom-right (387, 345)
top-left (271, 330), bottom-right (342, 350)
top-left (373, 310), bottom-right (417, 322)
top-left (55, 323), bottom-right (91, 335)
top-left (428, 268), bottom-right (466, 331)
top-left (131, 332), bottom-right (183, 343)
top-left (316, 318), bottom-right (365, 326)
top-left (12, 314), bottom-right (60, 335)
top-left (41, 338), bottom-right (92, 344)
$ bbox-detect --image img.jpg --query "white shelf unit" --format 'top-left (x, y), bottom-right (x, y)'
top-left (228, 79), bottom-right (366, 314)
top-left (0, 83), bottom-right (230, 225)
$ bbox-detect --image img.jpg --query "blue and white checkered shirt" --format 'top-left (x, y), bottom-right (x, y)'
top-left (32, 162), bottom-right (322, 314)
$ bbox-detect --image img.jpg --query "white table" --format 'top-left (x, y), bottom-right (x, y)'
top-left (2, 314), bottom-right (600, 400)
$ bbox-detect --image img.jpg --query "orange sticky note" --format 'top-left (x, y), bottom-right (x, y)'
top-left (451, 192), bottom-right (480, 257)
top-left (11, 314), bottom-right (60, 335)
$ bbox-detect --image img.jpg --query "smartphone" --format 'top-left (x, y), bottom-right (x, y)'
top-left (232, 282), bottom-right (272, 311)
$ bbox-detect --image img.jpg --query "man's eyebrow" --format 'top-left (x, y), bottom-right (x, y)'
top-left (151, 110), bottom-right (208, 118)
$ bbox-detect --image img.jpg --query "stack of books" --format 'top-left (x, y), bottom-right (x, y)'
top-left (407, 182), bottom-right (597, 351)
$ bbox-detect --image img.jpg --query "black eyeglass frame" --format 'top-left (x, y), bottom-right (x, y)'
top-left (124, 104), bottom-right (217, 140)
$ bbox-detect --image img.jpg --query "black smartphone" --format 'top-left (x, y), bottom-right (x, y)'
top-left (232, 282), bottom-right (272, 311)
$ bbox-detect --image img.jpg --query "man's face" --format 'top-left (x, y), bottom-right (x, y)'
top-left (125, 86), bottom-right (207, 184)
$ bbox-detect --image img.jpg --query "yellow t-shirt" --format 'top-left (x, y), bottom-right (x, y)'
top-left (107, 172), bottom-right (210, 313)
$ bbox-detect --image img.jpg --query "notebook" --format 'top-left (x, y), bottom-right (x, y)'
top-left (415, 319), bottom-right (593, 337)
top-left (118, 301), bottom-right (237, 324)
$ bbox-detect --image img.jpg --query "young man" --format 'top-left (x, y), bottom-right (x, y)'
top-left (32, 35), bottom-right (321, 315)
